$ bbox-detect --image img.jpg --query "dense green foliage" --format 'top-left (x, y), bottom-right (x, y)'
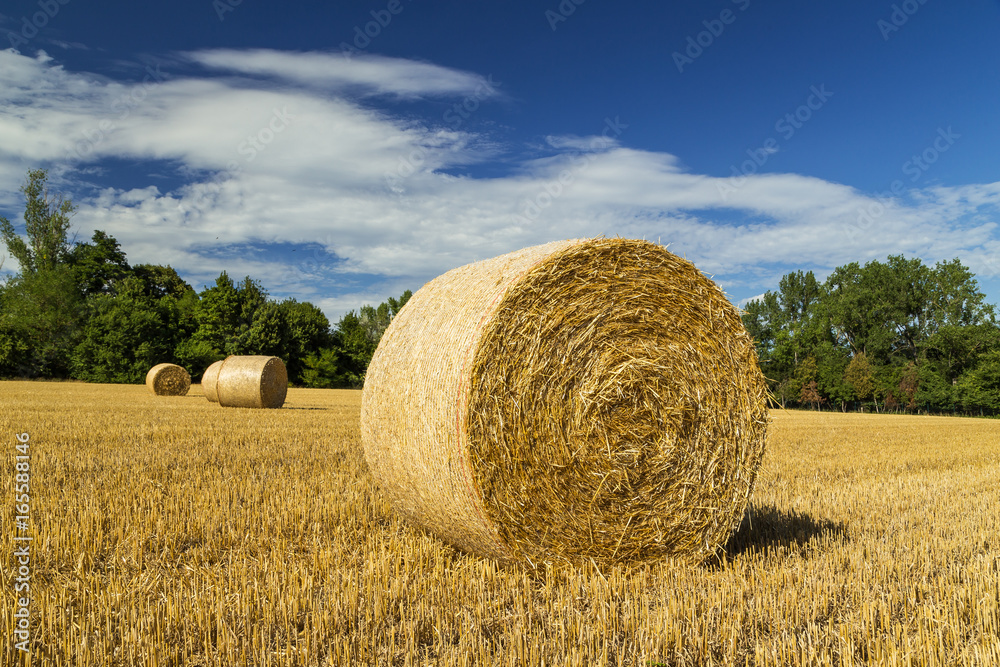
top-left (0, 170), bottom-right (409, 388)
top-left (743, 259), bottom-right (1000, 414)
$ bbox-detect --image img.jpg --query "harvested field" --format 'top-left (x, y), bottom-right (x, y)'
top-left (1, 381), bottom-right (998, 666)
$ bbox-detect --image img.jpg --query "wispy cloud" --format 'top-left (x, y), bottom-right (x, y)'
top-left (1, 48), bottom-right (999, 318)
top-left (184, 49), bottom-right (499, 99)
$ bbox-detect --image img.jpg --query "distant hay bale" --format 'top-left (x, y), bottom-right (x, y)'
top-left (361, 238), bottom-right (769, 567)
top-left (146, 363), bottom-right (191, 397)
top-left (216, 356), bottom-right (288, 409)
top-left (202, 360), bottom-right (225, 403)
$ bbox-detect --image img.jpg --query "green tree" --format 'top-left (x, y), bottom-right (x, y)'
top-left (927, 259), bottom-right (995, 330)
top-left (332, 310), bottom-right (376, 386)
top-left (189, 272), bottom-right (243, 356)
top-left (844, 351), bottom-right (876, 410)
top-left (0, 283), bottom-right (29, 376)
top-left (878, 256), bottom-right (932, 361)
top-left (356, 289), bottom-right (412, 344)
top-left (241, 301), bottom-right (286, 357)
top-left (915, 362), bottom-right (952, 413)
top-left (778, 271), bottom-right (822, 355)
top-left (0, 267), bottom-right (83, 377)
top-left (67, 230), bottom-right (131, 296)
top-left (277, 299), bottom-right (333, 384)
top-left (184, 274), bottom-right (333, 383)
top-left (743, 272), bottom-right (834, 402)
top-left (824, 261), bottom-right (895, 361)
top-left (741, 295), bottom-right (777, 364)
top-left (70, 276), bottom-right (181, 383)
top-left (774, 376), bottom-right (800, 409)
top-left (0, 169), bottom-right (75, 275)
top-left (898, 362), bottom-right (920, 412)
top-left (921, 324), bottom-right (1000, 386)
top-left (955, 350), bottom-right (1000, 414)
top-left (815, 341), bottom-right (851, 411)
top-left (301, 347), bottom-right (355, 389)
top-left (303, 291), bottom-right (412, 388)
top-left (132, 264), bottom-right (194, 300)
top-left (795, 356), bottom-right (822, 409)
top-left (0, 170), bottom-right (83, 377)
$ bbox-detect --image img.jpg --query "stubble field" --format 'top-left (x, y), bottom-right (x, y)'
top-left (1, 380), bottom-right (998, 666)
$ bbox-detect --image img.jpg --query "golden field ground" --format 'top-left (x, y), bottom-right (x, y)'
top-left (1, 381), bottom-right (998, 667)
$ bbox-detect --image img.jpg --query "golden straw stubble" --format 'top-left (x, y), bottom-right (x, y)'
top-left (145, 363), bottom-right (191, 396)
top-left (216, 355), bottom-right (288, 409)
top-left (361, 238), bottom-right (769, 567)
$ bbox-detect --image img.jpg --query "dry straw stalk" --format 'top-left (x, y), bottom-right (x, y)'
top-left (361, 238), bottom-right (769, 567)
top-left (216, 356), bottom-right (288, 409)
top-left (202, 359), bottom-right (225, 403)
top-left (146, 363), bottom-right (191, 397)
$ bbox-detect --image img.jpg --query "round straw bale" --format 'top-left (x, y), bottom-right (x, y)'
top-left (146, 363), bottom-right (191, 396)
top-left (202, 359), bottom-right (225, 403)
top-left (216, 355), bottom-right (287, 409)
top-left (361, 238), bottom-right (769, 567)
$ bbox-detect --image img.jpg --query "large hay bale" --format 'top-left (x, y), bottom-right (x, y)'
top-left (202, 359), bottom-right (225, 403)
top-left (216, 356), bottom-right (287, 409)
top-left (146, 363), bottom-right (191, 396)
top-left (361, 238), bottom-right (769, 567)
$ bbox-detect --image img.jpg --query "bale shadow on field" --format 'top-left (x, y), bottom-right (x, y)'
top-left (716, 504), bottom-right (848, 564)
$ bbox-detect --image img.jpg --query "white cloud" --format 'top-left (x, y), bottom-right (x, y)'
top-left (738, 293), bottom-right (767, 309)
top-left (1, 49), bottom-right (1000, 318)
top-left (185, 49), bottom-right (499, 99)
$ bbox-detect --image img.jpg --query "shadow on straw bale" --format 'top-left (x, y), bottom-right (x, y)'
top-left (719, 504), bottom-right (848, 563)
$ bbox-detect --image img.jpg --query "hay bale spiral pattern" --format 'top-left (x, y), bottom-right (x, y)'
top-left (146, 363), bottom-right (191, 396)
top-left (361, 238), bottom-right (769, 566)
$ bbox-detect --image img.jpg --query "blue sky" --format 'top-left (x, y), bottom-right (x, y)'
top-left (2, 0), bottom-right (1000, 320)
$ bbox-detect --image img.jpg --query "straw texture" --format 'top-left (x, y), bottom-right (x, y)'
top-left (202, 360), bottom-right (225, 403)
top-left (361, 238), bottom-right (769, 567)
top-left (146, 363), bottom-right (191, 396)
top-left (216, 356), bottom-right (288, 409)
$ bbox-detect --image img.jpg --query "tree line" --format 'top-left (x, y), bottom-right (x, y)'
top-left (0, 170), bottom-right (409, 387)
top-left (742, 257), bottom-right (1000, 414)
top-left (5, 170), bottom-right (1000, 410)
